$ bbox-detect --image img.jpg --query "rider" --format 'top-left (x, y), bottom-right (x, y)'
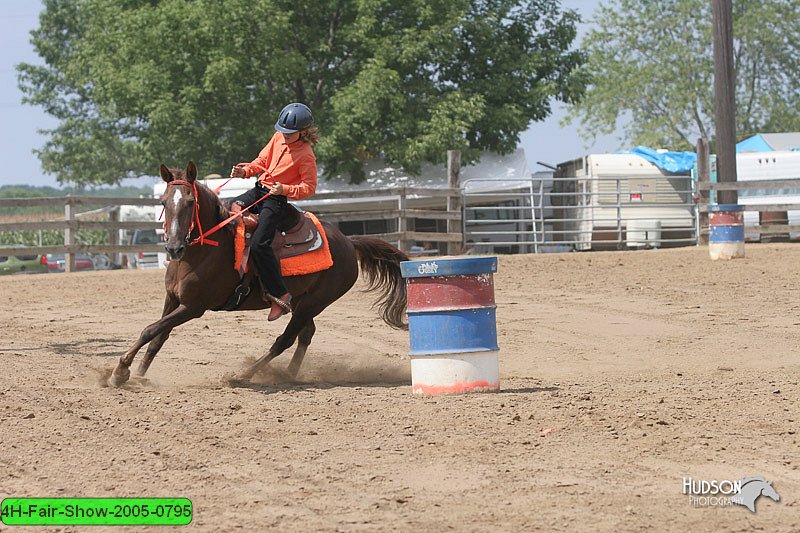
top-left (229, 102), bottom-right (319, 321)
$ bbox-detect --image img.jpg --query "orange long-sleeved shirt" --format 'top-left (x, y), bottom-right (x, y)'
top-left (242, 132), bottom-right (317, 200)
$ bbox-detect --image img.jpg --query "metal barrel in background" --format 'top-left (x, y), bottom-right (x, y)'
top-left (708, 204), bottom-right (745, 260)
top-left (759, 210), bottom-right (790, 243)
top-left (400, 257), bottom-right (500, 395)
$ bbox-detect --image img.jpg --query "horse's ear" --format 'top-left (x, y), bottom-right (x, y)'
top-left (159, 164), bottom-right (174, 183)
top-left (186, 161), bottom-right (198, 183)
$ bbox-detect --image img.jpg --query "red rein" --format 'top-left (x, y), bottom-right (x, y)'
top-left (164, 165), bottom-right (272, 247)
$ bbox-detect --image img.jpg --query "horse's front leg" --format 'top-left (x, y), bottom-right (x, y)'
top-left (110, 303), bottom-right (204, 387)
top-left (134, 294), bottom-right (179, 378)
top-left (133, 331), bottom-right (169, 378)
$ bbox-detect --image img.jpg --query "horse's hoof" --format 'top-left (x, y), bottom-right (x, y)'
top-left (286, 364), bottom-right (301, 380)
top-left (108, 367), bottom-right (130, 387)
top-left (128, 376), bottom-right (152, 388)
top-left (222, 372), bottom-right (250, 388)
top-left (271, 367), bottom-right (297, 383)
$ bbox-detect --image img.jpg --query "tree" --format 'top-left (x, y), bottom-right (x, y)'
top-left (566, 0), bottom-right (800, 150)
top-left (19, 0), bottom-right (585, 186)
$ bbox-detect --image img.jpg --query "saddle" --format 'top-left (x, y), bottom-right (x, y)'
top-left (240, 204), bottom-right (324, 259)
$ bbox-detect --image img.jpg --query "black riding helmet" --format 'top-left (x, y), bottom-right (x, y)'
top-left (274, 103), bottom-right (314, 134)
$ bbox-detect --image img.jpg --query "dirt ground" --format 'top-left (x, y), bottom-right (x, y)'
top-left (1, 244), bottom-right (798, 532)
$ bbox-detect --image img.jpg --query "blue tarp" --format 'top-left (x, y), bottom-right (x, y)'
top-left (736, 134), bottom-right (774, 153)
top-left (621, 146), bottom-right (697, 174)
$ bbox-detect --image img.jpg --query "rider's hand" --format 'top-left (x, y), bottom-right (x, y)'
top-left (230, 202), bottom-right (243, 214)
top-left (269, 183), bottom-right (284, 195)
top-left (230, 164), bottom-right (246, 178)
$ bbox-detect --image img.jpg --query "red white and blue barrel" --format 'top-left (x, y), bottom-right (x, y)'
top-left (708, 204), bottom-right (745, 260)
top-left (400, 257), bottom-right (499, 395)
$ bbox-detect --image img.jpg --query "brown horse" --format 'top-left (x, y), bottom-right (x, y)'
top-left (109, 161), bottom-right (408, 387)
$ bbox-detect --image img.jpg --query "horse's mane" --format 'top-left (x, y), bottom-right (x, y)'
top-left (166, 168), bottom-right (235, 236)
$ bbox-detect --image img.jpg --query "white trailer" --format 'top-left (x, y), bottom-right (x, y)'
top-left (553, 154), bottom-right (696, 250)
top-left (734, 150), bottom-right (800, 240)
top-left (117, 202), bottom-right (163, 268)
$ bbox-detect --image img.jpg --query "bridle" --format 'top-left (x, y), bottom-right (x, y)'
top-left (162, 173), bottom-right (272, 249)
top-left (164, 179), bottom-right (218, 247)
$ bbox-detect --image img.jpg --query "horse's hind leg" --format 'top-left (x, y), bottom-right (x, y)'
top-left (110, 303), bottom-right (204, 387)
top-left (287, 320), bottom-right (315, 378)
top-left (231, 311), bottom-right (313, 383)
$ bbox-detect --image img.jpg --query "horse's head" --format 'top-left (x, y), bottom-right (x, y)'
top-left (761, 481), bottom-right (780, 502)
top-left (159, 161), bottom-right (198, 260)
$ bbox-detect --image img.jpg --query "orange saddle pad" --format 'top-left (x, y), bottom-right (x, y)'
top-left (234, 211), bottom-right (333, 277)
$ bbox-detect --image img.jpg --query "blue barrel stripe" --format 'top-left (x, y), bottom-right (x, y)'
top-left (708, 204), bottom-right (745, 212)
top-left (709, 224), bottom-right (745, 242)
top-left (400, 257), bottom-right (498, 278)
top-left (408, 307), bottom-right (499, 355)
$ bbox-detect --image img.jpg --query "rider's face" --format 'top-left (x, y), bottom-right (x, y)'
top-left (282, 131), bottom-right (301, 143)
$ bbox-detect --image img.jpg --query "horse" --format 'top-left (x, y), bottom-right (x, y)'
top-left (109, 161), bottom-right (409, 387)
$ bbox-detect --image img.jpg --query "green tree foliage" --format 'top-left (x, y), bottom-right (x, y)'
top-left (566, 0), bottom-right (800, 150)
top-left (19, 0), bottom-right (585, 185)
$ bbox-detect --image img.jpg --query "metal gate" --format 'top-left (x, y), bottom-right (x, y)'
top-left (462, 174), bottom-right (697, 253)
top-left (462, 178), bottom-right (545, 254)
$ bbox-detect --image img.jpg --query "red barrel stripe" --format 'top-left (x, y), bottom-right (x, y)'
top-left (412, 380), bottom-right (499, 395)
top-left (709, 212), bottom-right (744, 226)
top-left (406, 274), bottom-right (496, 311)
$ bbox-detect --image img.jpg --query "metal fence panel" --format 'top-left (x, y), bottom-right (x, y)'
top-left (463, 175), bottom-right (697, 253)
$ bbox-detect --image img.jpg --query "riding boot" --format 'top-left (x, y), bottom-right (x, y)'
top-left (266, 292), bottom-right (292, 321)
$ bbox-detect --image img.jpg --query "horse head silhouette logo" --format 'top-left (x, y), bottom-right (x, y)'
top-left (730, 477), bottom-right (780, 513)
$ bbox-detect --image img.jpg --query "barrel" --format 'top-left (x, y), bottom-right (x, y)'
top-left (400, 257), bottom-right (500, 395)
top-left (708, 204), bottom-right (745, 260)
top-left (759, 211), bottom-right (790, 243)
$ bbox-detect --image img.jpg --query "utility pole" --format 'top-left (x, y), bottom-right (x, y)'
top-left (712, 0), bottom-right (738, 205)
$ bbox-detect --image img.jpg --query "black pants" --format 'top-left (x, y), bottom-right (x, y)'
top-left (233, 185), bottom-right (289, 298)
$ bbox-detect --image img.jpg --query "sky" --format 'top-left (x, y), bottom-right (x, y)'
top-left (0, 0), bottom-right (620, 188)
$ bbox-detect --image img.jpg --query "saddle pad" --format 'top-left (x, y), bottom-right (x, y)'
top-left (278, 212), bottom-right (333, 276)
top-left (234, 211), bottom-right (333, 277)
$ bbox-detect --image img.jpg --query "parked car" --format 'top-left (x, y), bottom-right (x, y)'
top-left (0, 247), bottom-right (49, 275)
top-left (46, 253), bottom-right (97, 273)
top-left (92, 254), bottom-right (114, 270)
top-left (127, 229), bottom-right (165, 269)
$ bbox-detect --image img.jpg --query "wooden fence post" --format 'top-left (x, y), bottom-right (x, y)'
top-left (108, 207), bottom-right (121, 267)
top-left (447, 150), bottom-right (462, 255)
top-left (696, 138), bottom-right (710, 244)
top-left (64, 197), bottom-right (75, 273)
top-left (397, 187), bottom-right (410, 252)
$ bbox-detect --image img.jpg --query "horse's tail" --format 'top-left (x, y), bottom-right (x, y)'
top-left (349, 235), bottom-right (409, 330)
